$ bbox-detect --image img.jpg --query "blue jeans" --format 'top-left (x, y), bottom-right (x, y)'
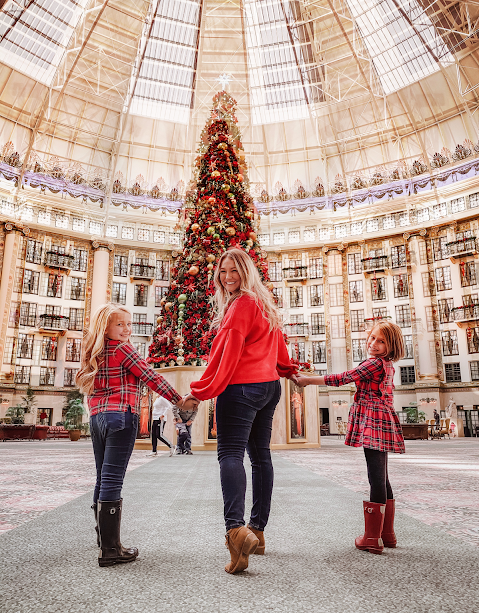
top-left (216, 380), bottom-right (281, 532)
top-left (90, 407), bottom-right (138, 503)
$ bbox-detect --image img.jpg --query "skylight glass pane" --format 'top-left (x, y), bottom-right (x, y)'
top-left (346, 0), bottom-right (453, 95)
top-left (0, 0), bottom-right (88, 85)
top-left (245, 0), bottom-right (323, 125)
top-left (130, 0), bottom-right (202, 124)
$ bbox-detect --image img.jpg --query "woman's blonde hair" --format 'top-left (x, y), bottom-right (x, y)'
top-left (368, 320), bottom-right (405, 362)
top-left (76, 303), bottom-right (131, 395)
top-left (211, 248), bottom-right (282, 330)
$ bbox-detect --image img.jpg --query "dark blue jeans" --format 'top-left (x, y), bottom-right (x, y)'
top-left (216, 380), bottom-right (281, 532)
top-left (90, 407), bottom-right (138, 503)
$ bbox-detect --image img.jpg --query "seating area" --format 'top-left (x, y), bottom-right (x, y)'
top-left (427, 419), bottom-right (451, 440)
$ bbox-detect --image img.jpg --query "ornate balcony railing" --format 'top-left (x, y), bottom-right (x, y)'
top-left (362, 255), bottom-right (389, 272)
top-left (282, 266), bottom-right (308, 281)
top-left (38, 314), bottom-right (69, 331)
top-left (132, 323), bottom-right (154, 336)
top-left (353, 349), bottom-right (367, 362)
top-left (446, 237), bottom-right (477, 258)
top-left (284, 323), bottom-right (309, 336)
top-left (452, 304), bottom-right (479, 322)
top-left (364, 315), bottom-right (391, 329)
top-left (130, 264), bottom-right (156, 280)
top-left (44, 251), bottom-right (74, 270)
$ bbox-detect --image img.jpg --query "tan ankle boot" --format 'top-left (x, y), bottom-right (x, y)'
top-left (225, 526), bottom-right (259, 574)
top-left (247, 525), bottom-right (265, 555)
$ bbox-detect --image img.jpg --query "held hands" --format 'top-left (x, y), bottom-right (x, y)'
top-left (291, 374), bottom-right (312, 388)
top-left (177, 393), bottom-right (200, 411)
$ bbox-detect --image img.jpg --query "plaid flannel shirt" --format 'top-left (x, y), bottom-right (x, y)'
top-left (324, 357), bottom-right (393, 406)
top-left (88, 340), bottom-right (182, 416)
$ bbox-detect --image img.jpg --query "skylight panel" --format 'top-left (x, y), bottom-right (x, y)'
top-left (0, 0), bottom-right (88, 85)
top-left (346, 0), bottom-right (453, 95)
top-left (245, 0), bottom-right (323, 125)
top-left (130, 0), bottom-right (202, 124)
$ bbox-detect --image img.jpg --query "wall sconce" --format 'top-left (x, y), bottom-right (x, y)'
top-left (332, 400), bottom-right (348, 407)
top-left (420, 397), bottom-right (437, 405)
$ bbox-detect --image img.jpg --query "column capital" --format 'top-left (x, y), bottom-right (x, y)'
top-left (3, 222), bottom-right (30, 236)
top-left (91, 239), bottom-right (114, 252)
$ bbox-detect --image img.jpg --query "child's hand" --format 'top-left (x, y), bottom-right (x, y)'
top-left (293, 374), bottom-right (311, 388)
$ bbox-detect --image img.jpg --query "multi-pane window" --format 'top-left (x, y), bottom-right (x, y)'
top-left (312, 341), bottom-right (326, 363)
top-left (331, 315), bottom-right (345, 338)
top-left (122, 227), bottom-right (134, 240)
top-left (72, 217), bottom-right (85, 232)
top-left (304, 227), bottom-right (315, 242)
top-left (38, 211), bottom-right (51, 225)
top-left (289, 286), bottom-right (303, 308)
top-left (319, 228), bottom-right (331, 240)
top-left (138, 229), bottom-right (150, 242)
top-left (272, 287), bottom-right (283, 308)
top-left (46, 273), bottom-right (63, 298)
top-left (134, 285), bottom-right (149, 307)
top-left (17, 334), bottom-right (34, 359)
top-left (371, 278), bottom-right (387, 301)
top-left (393, 274), bottom-right (408, 298)
top-left (329, 284), bottom-right (344, 307)
top-left (156, 260), bottom-right (170, 281)
top-left (350, 222), bottom-right (363, 236)
top-left (153, 230), bottom-right (166, 244)
top-left (400, 366), bottom-right (415, 384)
top-left (65, 339), bottom-right (82, 362)
top-left (432, 237), bottom-right (449, 261)
top-left (438, 299), bottom-right (454, 323)
top-left (467, 327), bottom-right (479, 354)
top-left (268, 262), bottom-right (282, 282)
top-left (20, 303), bottom-right (37, 327)
top-left (435, 267), bottom-right (452, 291)
top-left (328, 253), bottom-right (342, 277)
top-left (383, 216), bottom-right (395, 229)
top-left (395, 305), bottom-right (411, 328)
top-left (460, 262), bottom-right (477, 287)
top-left (112, 283), bottom-right (127, 304)
top-left (15, 366), bottom-right (31, 384)
top-left (67, 278), bottom-right (86, 301)
top-left (352, 339), bottom-right (367, 362)
top-left (41, 337), bottom-right (57, 361)
top-left (350, 310), bottom-right (365, 333)
top-left (372, 307), bottom-right (388, 319)
top-left (349, 281), bottom-right (363, 302)
top-left (391, 245), bottom-right (406, 268)
top-left (450, 197), bottom-right (465, 214)
top-left (40, 367), bottom-right (56, 386)
top-left (169, 233), bottom-right (181, 247)
top-left (442, 331), bottom-right (459, 356)
top-left (25, 239), bottom-right (43, 264)
top-left (425, 306), bottom-right (435, 332)
top-left (311, 313), bottom-right (325, 335)
top-left (273, 232), bottom-right (285, 245)
top-left (334, 225), bottom-right (347, 239)
top-left (403, 335), bottom-right (414, 359)
top-left (132, 342), bottom-right (146, 359)
top-left (55, 213), bottom-right (68, 229)
top-left (399, 213), bottom-right (409, 226)
top-left (348, 253), bottom-right (362, 275)
top-left (72, 249), bottom-right (88, 272)
top-left (9, 302), bottom-right (20, 327)
top-left (114, 255), bottom-right (128, 277)
top-left (309, 285), bottom-right (323, 307)
top-left (469, 192), bottom-right (479, 209)
top-left (258, 234), bottom-right (270, 246)
top-left (422, 272), bottom-right (432, 297)
top-left (309, 258), bottom-right (323, 279)
top-left (64, 368), bottom-right (79, 387)
top-left (470, 360), bottom-right (479, 381)
top-left (155, 286), bottom-right (169, 307)
top-left (90, 221), bottom-right (103, 235)
top-left (289, 230), bottom-right (300, 243)
top-left (432, 202), bottom-right (447, 219)
top-left (22, 270), bottom-right (40, 295)
top-left (68, 308), bottom-right (84, 331)
top-left (418, 241), bottom-right (429, 265)
top-left (366, 219), bottom-right (379, 233)
top-left (445, 363), bottom-right (461, 382)
top-left (106, 225), bottom-right (118, 238)
top-left (417, 208), bottom-right (429, 223)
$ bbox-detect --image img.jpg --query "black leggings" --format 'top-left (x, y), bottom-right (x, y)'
top-left (364, 448), bottom-right (393, 504)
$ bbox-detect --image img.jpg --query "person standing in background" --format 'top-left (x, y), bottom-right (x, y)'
top-left (147, 395), bottom-right (176, 457)
top-left (172, 403), bottom-right (198, 455)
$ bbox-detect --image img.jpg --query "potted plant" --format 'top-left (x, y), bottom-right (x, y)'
top-left (405, 402), bottom-right (426, 424)
top-left (63, 392), bottom-right (86, 442)
top-left (402, 402), bottom-right (428, 440)
top-left (6, 386), bottom-right (37, 423)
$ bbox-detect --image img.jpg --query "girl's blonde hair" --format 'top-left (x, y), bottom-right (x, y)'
top-left (368, 320), bottom-right (405, 362)
top-left (76, 303), bottom-right (131, 395)
top-left (211, 248), bottom-right (282, 330)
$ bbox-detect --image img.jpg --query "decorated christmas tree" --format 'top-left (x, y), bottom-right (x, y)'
top-left (147, 92), bottom-right (271, 367)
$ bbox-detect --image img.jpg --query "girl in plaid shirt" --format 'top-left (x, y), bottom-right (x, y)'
top-left (295, 321), bottom-right (405, 555)
top-left (76, 303), bottom-right (194, 567)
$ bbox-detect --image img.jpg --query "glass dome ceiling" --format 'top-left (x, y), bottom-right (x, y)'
top-left (0, 0), bottom-right (478, 207)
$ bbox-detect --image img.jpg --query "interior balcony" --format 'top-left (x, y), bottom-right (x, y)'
top-left (447, 237), bottom-right (478, 261)
top-left (130, 264), bottom-right (156, 282)
top-left (37, 314), bottom-right (69, 334)
top-left (362, 255), bottom-right (389, 273)
top-left (131, 322), bottom-right (154, 336)
top-left (284, 323), bottom-right (309, 337)
top-left (283, 266), bottom-right (308, 284)
top-left (43, 251), bottom-right (74, 271)
top-left (452, 304), bottom-right (479, 327)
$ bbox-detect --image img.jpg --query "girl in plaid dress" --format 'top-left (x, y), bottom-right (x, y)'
top-left (295, 321), bottom-right (405, 555)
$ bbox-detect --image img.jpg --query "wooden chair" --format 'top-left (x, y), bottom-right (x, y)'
top-left (337, 421), bottom-right (347, 439)
top-left (438, 418), bottom-right (451, 439)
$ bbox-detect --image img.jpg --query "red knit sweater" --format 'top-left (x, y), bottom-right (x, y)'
top-left (190, 295), bottom-right (297, 401)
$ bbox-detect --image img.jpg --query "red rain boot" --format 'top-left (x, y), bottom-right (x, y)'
top-left (382, 499), bottom-right (397, 548)
top-left (355, 501), bottom-right (386, 555)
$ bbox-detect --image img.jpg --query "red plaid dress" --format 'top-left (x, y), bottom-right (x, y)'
top-left (88, 340), bottom-right (182, 416)
top-left (324, 357), bottom-right (405, 453)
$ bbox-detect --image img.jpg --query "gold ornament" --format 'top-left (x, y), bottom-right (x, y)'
top-left (191, 223), bottom-right (200, 232)
top-left (207, 263), bottom-right (214, 271)
top-left (248, 231), bottom-right (257, 241)
top-left (225, 227), bottom-right (236, 236)
top-left (206, 254), bottom-right (216, 263)
top-left (188, 265), bottom-right (199, 276)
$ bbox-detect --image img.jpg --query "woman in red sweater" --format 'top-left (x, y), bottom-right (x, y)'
top-left (188, 248), bottom-right (297, 574)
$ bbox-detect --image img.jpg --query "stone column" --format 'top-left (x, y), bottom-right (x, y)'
top-left (90, 241), bottom-right (113, 318)
top-left (0, 224), bottom-right (23, 366)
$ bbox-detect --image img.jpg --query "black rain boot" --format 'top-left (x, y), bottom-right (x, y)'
top-left (97, 499), bottom-right (138, 567)
top-left (91, 503), bottom-right (100, 547)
